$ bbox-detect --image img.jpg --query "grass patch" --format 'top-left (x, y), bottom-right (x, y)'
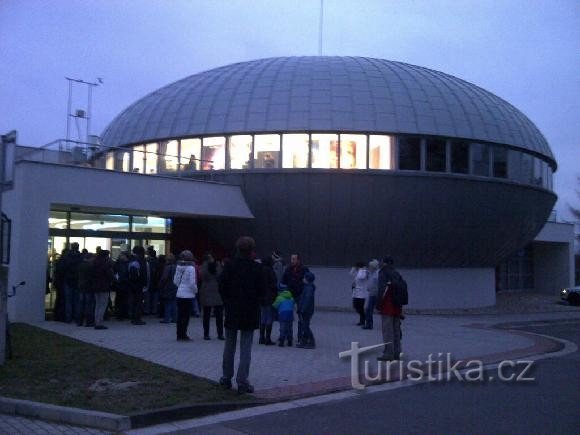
top-left (0, 323), bottom-right (246, 414)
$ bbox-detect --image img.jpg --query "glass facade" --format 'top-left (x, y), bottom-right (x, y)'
top-left (254, 134), bottom-right (280, 168)
top-left (426, 138), bottom-right (446, 172)
top-left (48, 210), bottom-right (171, 259)
top-left (340, 134), bottom-right (367, 169)
top-left (102, 132), bottom-right (552, 191)
top-left (311, 134), bottom-right (338, 169)
top-left (398, 137), bottom-right (421, 170)
top-left (282, 134), bottom-right (309, 168)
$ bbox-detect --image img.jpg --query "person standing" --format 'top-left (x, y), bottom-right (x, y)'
top-left (63, 243), bottom-right (83, 323)
top-left (259, 257), bottom-right (278, 345)
top-left (281, 253), bottom-right (309, 301)
top-left (77, 252), bottom-right (95, 327)
top-left (363, 259), bottom-right (380, 330)
top-left (218, 236), bottom-right (264, 394)
top-left (93, 250), bottom-right (114, 330)
top-left (199, 253), bottom-right (224, 340)
top-left (296, 271), bottom-right (316, 349)
top-left (158, 254), bottom-right (178, 323)
top-left (128, 246), bottom-right (147, 325)
top-left (173, 250), bottom-right (197, 341)
top-left (271, 251), bottom-right (284, 285)
top-left (376, 256), bottom-right (403, 361)
top-left (350, 261), bottom-right (369, 326)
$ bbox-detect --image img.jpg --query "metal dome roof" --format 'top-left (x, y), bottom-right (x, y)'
top-left (101, 56), bottom-right (555, 164)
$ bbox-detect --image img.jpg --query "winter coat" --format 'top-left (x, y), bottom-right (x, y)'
top-left (146, 257), bottom-right (159, 293)
top-left (219, 256), bottom-right (264, 331)
top-left (158, 263), bottom-right (177, 300)
top-left (272, 260), bottom-right (285, 284)
top-left (77, 259), bottom-right (94, 292)
top-left (173, 262), bottom-right (197, 299)
top-left (273, 290), bottom-right (295, 322)
top-left (64, 250), bottom-right (83, 288)
top-left (261, 264), bottom-right (278, 306)
top-left (350, 267), bottom-right (369, 299)
top-left (282, 264), bottom-right (309, 299)
top-left (199, 261), bottom-right (223, 307)
top-left (298, 283), bottom-right (316, 315)
top-left (368, 269), bottom-right (379, 298)
top-left (93, 256), bottom-right (114, 293)
top-left (377, 265), bottom-right (402, 317)
top-left (128, 255), bottom-right (147, 292)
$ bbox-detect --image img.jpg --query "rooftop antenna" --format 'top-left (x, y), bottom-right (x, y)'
top-left (65, 77), bottom-right (101, 151)
top-left (318, 0), bottom-right (324, 56)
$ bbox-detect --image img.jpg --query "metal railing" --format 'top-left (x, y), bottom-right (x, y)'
top-left (16, 139), bottom-right (214, 180)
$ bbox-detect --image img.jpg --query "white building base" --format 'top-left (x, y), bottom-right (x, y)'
top-left (310, 266), bottom-right (496, 310)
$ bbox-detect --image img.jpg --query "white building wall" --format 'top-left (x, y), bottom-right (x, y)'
top-left (310, 266), bottom-right (496, 310)
top-left (533, 221), bottom-right (575, 293)
top-left (3, 161), bottom-right (253, 323)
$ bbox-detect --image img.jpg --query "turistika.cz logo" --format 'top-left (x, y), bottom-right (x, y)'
top-left (339, 342), bottom-right (535, 390)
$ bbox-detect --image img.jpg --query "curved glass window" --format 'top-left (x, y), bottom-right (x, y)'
top-left (311, 134), bottom-right (338, 169)
top-left (340, 134), bottom-right (367, 169)
top-left (451, 140), bottom-right (469, 174)
top-left (471, 143), bottom-right (490, 176)
top-left (132, 145), bottom-right (145, 173)
top-left (492, 146), bottom-right (507, 178)
top-left (398, 137), bottom-right (421, 170)
top-left (282, 134), bottom-right (309, 168)
top-left (369, 135), bottom-right (394, 169)
top-left (159, 140), bottom-right (179, 173)
top-left (180, 138), bottom-right (201, 172)
top-left (229, 135), bottom-right (252, 169)
top-left (201, 137), bottom-right (225, 170)
top-left (145, 143), bottom-right (158, 174)
top-left (426, 138), bottom-right (446, 172)
top-left (254, 134), bottom-right (280, 168)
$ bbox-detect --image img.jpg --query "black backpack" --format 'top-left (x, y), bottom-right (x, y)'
top-left (391, 271), bottom-right (408, 307)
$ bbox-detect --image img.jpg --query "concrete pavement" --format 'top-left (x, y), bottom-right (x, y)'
top-left (2, 309), bottom-right (578, 432)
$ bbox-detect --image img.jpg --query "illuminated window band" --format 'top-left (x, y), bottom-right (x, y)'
top-left (98, 133), bottom-right (554, 191)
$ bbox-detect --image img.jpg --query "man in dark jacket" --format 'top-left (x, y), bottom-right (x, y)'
top-left (376, 256), bottom-right (403, 361)
top-left (281, 253), bottom-right (309, 300)
top-left (128, 246), bottom-right (147, 325)
top-left (218, 236), bottom-right (264, 394)
top-left (63, 243), bottom-right (83, 323)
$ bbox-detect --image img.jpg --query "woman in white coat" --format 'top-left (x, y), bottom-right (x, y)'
top-left (173, 250), bottom-right (198, 341)
top-left (350, 261), bottom-right (369, 326)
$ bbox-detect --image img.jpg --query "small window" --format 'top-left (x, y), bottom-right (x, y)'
top-left (180, 138), bottom-right (201, 172)
top-left (282, 134), bottom-right (309, 168)
top-left (145, 143), bottom-right (158, 174)
top-left (493, 147), bottom-right (507, 178)
top-left (451, 141), bottom-right (469, 174)
top-left (521, 153), bottom-right (533, 184)
top-left (105, 152), bottom-right (115, 170)
top-left (201, 137), bottom-right (225, 170)
top-left (159, 140), bottom-right (179, 173)
top-left (369, 135), bottom-right (394, 169)
top-left (471, 143), bottom-right (490, 176)
top-left (426, 138), bottom-right (446, 172)
top-left (229, 135), bottom-right (253, 169)
top-left (398, 137), bottom-right (421, 170)
top-left (311, 134), bottom-right (338, 169)
top-left (132, 145), bottom-right (145, 173)
top-left (254, 134), bottom-right (281, 168)
top-left (49, 211), bottom-right (68, 230)
top-left (340, 134), bottom-right (367, 169)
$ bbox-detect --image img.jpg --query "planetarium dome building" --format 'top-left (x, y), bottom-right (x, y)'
top-left (100, 56), bottom-right (557, 308)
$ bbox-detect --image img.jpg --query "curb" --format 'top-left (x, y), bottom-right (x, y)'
top-left (0, 396), bottom-right (131, 431)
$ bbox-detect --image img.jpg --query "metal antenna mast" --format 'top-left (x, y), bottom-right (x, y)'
top-left (65, 77), bottom-right (101, 150)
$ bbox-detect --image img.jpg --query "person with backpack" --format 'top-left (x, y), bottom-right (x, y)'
top-left (376, 256), bottom-right (407, 361)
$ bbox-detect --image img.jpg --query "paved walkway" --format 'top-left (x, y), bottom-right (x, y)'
top-left (34, 310), bottom-right (579, 398)
top-left (3, 310), bottom-right (578, 432)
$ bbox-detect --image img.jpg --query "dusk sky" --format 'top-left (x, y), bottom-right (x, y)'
top-left (1, 0), bottom-right (578, 219)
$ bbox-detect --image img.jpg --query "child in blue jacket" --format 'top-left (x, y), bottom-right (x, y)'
top-left (297, 271), bottom-right (316, 348)
top-left (273, 282), bottom-right (295, 347)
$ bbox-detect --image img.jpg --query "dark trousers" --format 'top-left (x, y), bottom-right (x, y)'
top-left (202, 305), bottom-right (224, 338)
top-left (129, 287), bottom-right (143, 323)
top-left (176, 297), bottom-right (193, 339)
top-left (353, 297), bottom-right (365, 325)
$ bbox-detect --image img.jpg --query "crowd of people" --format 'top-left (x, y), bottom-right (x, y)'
top-left (51, 238), bottom-right (404, 391)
